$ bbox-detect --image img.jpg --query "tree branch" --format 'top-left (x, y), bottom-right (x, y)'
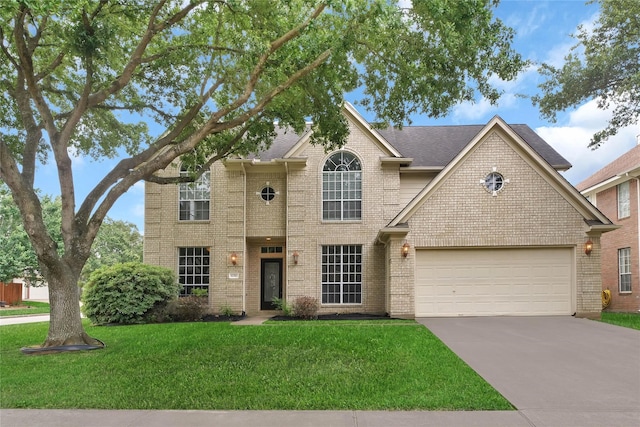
top-left (208, 3), bottom-right (327, 124)
top-left (145, 121), bottom-right (254, 185)
top-left (0, 137), bottom-right (59, 267)
top-left (85, 0), bottom-right (204, 109)
top-left (74, 75), bottom-right (224, 225)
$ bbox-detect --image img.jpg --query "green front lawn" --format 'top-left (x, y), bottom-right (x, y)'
top-left (0, 301), bottom-right (50, 317)
top-left (600, 312), bottom-right (640, 330)
top-left (0, 320), bottom-right (512, 411)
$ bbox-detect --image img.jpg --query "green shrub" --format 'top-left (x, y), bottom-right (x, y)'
top-left (82, 262), bottom-right (180, 325)
top-left (272, 296), bottom-right (292, 316)
top-left (191, 288), bottom-right (209, 298)
top-left (220, 304), bottom-right (235, 317)
top-left (292, 296), bottom-right (319, 319)
top-left (166, 294), bottom-right (208, 322)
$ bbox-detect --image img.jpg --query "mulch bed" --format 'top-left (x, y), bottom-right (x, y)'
top-left (201, 314), bottom-right (246, 322)
top-left (270, 313), bottom-right (393, 321)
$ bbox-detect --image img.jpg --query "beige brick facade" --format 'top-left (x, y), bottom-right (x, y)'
top-left (394, 130), bottom-right (602, 317)
top-left (144, 108), bottom-right (612, 318)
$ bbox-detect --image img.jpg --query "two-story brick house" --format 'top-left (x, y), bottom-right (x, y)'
top-left (144, 103), bottom-right (616, 318)
top-left (577, 143), bottom-right (640, 312)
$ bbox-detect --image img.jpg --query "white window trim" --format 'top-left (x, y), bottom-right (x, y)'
top-left (321, 244), bottom-right (363, 305)
top-left (178, 247), bottom-right (210, 296)
top-left (617, 181), bottom-right (630, 219)
top-left (178, 166), bottom-right (211, 221)
top-left (321, 151), bottom-right (363, 222)
top-left (618, 247), bottom-right (632, 294)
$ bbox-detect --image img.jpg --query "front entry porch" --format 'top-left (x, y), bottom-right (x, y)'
top-left (245, 239), bottom-right (286, 315)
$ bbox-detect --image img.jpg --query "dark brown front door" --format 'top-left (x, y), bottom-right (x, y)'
top-left (261, 259), bottom-right (283, 310)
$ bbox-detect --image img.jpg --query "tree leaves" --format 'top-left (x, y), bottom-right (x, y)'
top-left (534, 0), bottom-right (640, 148)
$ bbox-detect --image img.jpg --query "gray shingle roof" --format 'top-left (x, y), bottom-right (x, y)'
top-left (254, 122), bottom-right (571, 170)
top-left (377, 124), bottom-right (571, 169)
top-left (248, 126), bottom-right (310, 160)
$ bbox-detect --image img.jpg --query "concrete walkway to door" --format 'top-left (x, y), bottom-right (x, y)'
top-left (418, 316), bottom-right (640, 427)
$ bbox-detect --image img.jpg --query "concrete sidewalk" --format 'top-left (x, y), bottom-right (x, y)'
top-left (0, 408), bottom-right (534, 427)
top-left (0, 314), bottom-right (50, 326)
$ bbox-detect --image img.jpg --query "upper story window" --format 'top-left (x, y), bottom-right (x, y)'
top-left (617, 181), bottom-right (630, 218)
top-left (179, 165), bottom-right (210, 221)
top-left (322, 151), bottom-right (362, 221)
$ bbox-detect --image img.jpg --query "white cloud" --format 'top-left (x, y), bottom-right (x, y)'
top-left (536, 99), bottom-right (639, 185)
top-left (542, 12), bottom-right (599, 68)
top-left (451, 64), bottom-right (537, 122)
top-left (543, 41), bottom-right (576, 68)
top-left (452, 98), bottom-right (495, 121)
top-left (67, 146), bottom-right (85, 168)
top-left (507, 3), bottom-right (546, 39)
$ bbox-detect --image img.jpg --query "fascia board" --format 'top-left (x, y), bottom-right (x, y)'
top-left (343, 102), bottom-right (403, 158)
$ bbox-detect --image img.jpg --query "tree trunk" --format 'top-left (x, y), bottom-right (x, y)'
top-left (42, 264), bottom-right (102, 348)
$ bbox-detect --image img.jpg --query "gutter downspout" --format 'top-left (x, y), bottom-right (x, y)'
top-left (284, 161), bottom-right (289, 302)
top-left (241, 162), bottom-right (247, 316)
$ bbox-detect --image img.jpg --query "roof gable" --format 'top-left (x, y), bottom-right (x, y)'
top-left (389, 116), bottom-right (613, 228)
top-left (282, 102), bottom-right (403, 159)
top-left (576, 144), bottom-right (640, 192)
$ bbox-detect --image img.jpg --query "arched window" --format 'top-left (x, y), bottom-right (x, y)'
top-left (322, 151), bottom-right (362, 221)
top-left (178, 165), bottom-right (210, 221)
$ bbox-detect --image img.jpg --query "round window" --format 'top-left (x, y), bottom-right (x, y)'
top-left (261, 186), bottom-right (276, 202)
top-left (484, 172), bottom-right (504, 192)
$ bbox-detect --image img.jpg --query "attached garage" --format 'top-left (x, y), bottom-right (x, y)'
top-left (415, 248), bottom-right (574, 317)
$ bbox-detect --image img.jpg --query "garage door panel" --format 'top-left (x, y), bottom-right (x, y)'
top-left (416, 248), bottom-right (573, 317)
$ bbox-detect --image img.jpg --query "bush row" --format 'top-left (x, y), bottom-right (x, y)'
top-left (81, 262), bottom-right (212, 325)
top-left (81, 262), bottom-right (320, 325)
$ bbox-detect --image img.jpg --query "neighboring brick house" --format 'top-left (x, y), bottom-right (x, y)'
top-left (577, 143), bottom-right (640, 312)
top-left (144, 103), bottom-right (616, 318)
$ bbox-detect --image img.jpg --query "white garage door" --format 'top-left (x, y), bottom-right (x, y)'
top-left (415, 248), bottom-right (573, 317)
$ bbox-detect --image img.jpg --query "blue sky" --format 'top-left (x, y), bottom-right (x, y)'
top-left (33, 0), bottom-right (640, 233)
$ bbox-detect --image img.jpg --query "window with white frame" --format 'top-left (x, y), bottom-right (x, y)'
top-left (178, 247), bottom-right (210, 296)
top-left (321, 245), bottom-right (362, 304)
top-left (619, 248), bottom-right (631, 293)
top-left (322, 151), bottom-right (362, 221)
top-left (179, 165), bottom-right (210, 221)
top-left (617, 181), bottom-right (630, 218)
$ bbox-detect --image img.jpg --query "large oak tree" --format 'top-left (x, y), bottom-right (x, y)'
top-left (0, 0), bottom-right (525, 348)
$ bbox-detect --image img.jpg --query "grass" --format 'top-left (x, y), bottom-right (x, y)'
top-left (0, 301), bottom-right (50, 317)
top-left (600, 312), bottom-right (640, 330)
top-left (0, 320), bottom-right (512, 411)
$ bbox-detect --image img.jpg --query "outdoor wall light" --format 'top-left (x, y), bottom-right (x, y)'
top-left (292, 251), bottom-right (299, 264)
top-left (230, 252), bottom-right (238, 265)
top-left (401, 242), bottom-right (410, 258)
top-left (584, 240), bottom-right (593, 256)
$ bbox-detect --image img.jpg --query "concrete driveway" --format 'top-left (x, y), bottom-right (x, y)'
top-left (418, 316), bottom-right (640, 426)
